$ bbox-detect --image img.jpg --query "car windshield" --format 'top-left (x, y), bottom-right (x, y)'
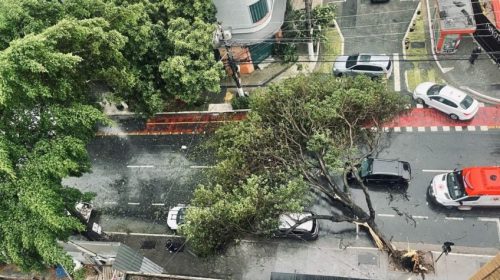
top-left (177, 207), bottom-right (186, 225)
top-left (346, 55), bottom-right (359, 68)
top-left (447, 171), bottom-right (466, 200)
top-left (459, 95), bottom-right (474, 109)
top-left (359, 158), bottom-right (373, 177)
top-left (427, 84), bottom-right (445, 96)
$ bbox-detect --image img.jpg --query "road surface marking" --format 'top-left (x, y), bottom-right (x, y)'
top-left (104, 201), bottom-right (118, 205)
top-left (430, 126), bottom-right (438, 132)
top-left (417, 127), bottom-right (425, 132)
top-left (412, 215), bottom-right (428, 219)
top-left (190, 165), bottom-right (213, 169)
top-left (406, 127), bottom-right (413, 132)
top-left (106, 231), bottom-right (177, 237)
top-left (444, 217), bottom-right (463, 221)
top-left (478, 218), bottom-right (500, 242)
top-left (480, 126), bottom-right (488, 131)
top-left (442, 126), bottom-right (450, 131)
top-left (383, 127), bottom-right (390, 132)
top-left (127, 202), bottom-right (140, 205)
top-left (127, 165), bottom-right (155, 168)
top-left (416, 104), bottom-right (424, 108)
top-left (455, 126), bottom-right (463, 131)
top-left (422, 169), bottom-right (453, 173)
top-left (377, 214), bottom-right (395, 217)
top-left (393, 53), bottom-right (401, 92)
top-left (151, 203), bottom-right (165, 206)
top-left (394, 127), bottom-right (401, 132)
top-left (467, 126), bottom-right (476, 131)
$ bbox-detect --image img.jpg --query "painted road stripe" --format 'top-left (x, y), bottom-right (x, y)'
top-left (467, 126), bottom-right (476, 131)
top-left (393, 53), bottom-right (401, 92)
top-left (445, 217), bottom-right (463, 221)
top-left (417, 127), bottom-right (425, 132)
top-left (430, 126), bottom-right (438, 132)
top-left (377, 214), bottom-right (395, 217)
top-left (478, 218), bottom-right (500, 242)
top-left (151, 203), bottom-right (165, 206)
top-left (416, 104), bottom-right (424, 109)
top-left (394, 127), bottom-right (401, 132)
top-left (412, 215), bottom-right (428, 219)
top-left (104, 201), bottom-right (118, 205)
top-left (442, 126), bottom-right (450, 131)
top-left (422, 169), bottom-right (453, 173)
top-left (480, 126), bottom-right (488, 131)
top-left (127, 165), bottom-right (155, 168)
top-left (190, 165), bottom-right (213, 169)
top-left (384, 127), bottom-right (390, 132)
top-left (127, 202), bottom-right (140, 205)
top-left (406, 127), bottom-right (413, 132)
top-left (455, 126), bottom-right (463, 131)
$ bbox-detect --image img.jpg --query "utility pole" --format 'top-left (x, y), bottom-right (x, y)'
top-left (215, 23), bottom-right (246, 97)
top-left (304, 0), bottom-right (315, 61)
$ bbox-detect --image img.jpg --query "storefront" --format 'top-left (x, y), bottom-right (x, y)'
top-left (431, 0), bottom-right (476, 53)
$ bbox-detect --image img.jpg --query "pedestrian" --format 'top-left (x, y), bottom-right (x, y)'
top-left (468, 46), bottom-right (482, 65)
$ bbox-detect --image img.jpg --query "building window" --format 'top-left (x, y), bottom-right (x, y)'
top-left (250, 0), bottom-right (269, 23)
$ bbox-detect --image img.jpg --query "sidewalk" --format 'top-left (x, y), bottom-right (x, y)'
top-left (109, 233), bottom-right (498, 280)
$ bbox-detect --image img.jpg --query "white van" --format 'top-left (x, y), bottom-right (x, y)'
top-left (428, 166), bottom-right (500, 210)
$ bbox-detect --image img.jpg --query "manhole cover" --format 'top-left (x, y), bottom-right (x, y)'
top-left (358, 252), bottom-right (379, 266)
top-left (411, 42), bottom-right (426, 48)
top-left (140, 240), bottom-right (156, 249)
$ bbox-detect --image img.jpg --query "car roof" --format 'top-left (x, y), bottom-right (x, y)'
top-left (438, 85), bottom-right (468, 103)
top-left (463, 166), bottom-right (500, 196)
top-left (279, 212), bottom-right (314, 231)
top-left (356, 54), bottom-right (390, 68)
top-left (370, 158), bottom-right (404, 176)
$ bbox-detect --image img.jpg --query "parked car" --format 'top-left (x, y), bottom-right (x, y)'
top-left (428, 166), bottom-right (500, 210)
top-left (413, 82), bottom-right (479, 120)
top-left (333, 53), bottom-right (393, 79)
top-left (274, 212), bottom-right (319, 241)
top-left (347, 158), bottom-right (411, 186)
top-left (167, 204), bottom-right (187, 231)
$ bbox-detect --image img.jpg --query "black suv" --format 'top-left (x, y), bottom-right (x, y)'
top-left (348, 158), bottom-right (411, 186)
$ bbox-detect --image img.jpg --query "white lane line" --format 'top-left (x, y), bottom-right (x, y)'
top-left (127, 165), bottom-right (155, 168)
top-left (422, 169), bottom-right (453, 173)
top-left (480, 126), bottom-right (488, 131)
top-left (430, 126), bottom-right (438, 132)
top-left (416, 104), bottom-right (424, 108)
top-left (478, 218), bottom-right (500, 242)
top-left (394, 127), bottom-right (401, 132)
top-left (455, 126), bottom-right (463, 131)
top-left (467, 126), bottom-right (476, 131)
top-left (393, 53), bottom-right (401, 92)
top-left (151, 203), bottom-right (165, 206)
top-left (377, 214), bottom-right (395, 217)
top-left (104, 201), bottom-right (118, 205)
top-left (442, 126), bottom-right (450, 131)
top-left (406, 127), bottom-right (413, 132)
top-left (412, 215), bottom-right (428, 219)
top-left (190, 165), bottom-right (213, 169)
top-left (383, 127), bottom-right (390, 132)
top-left (106, 231), bottom-right (177, 237)
top-left (127, 202), bottom-right (140, 205)
top-left (417, 127), bottom-right (425, 132)
top-left (445, 217), bottom-right (464, 221)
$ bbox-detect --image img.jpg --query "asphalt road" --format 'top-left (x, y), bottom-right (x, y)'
top-left (315, 130), bottom-right (500, 248)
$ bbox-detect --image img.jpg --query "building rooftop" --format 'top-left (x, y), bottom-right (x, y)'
top-left (437, 0), bottom-right (476, 31)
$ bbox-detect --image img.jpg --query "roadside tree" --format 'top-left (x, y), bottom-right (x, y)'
top-left (181, 74), bottom-right (428, 271)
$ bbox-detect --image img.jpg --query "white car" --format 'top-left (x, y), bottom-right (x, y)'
top-left (167, 204), bottom-right (187, 231)
top-left (333, 53), bottom-right (393, 79)
top-left (413, 82), bottom-right (479, 120)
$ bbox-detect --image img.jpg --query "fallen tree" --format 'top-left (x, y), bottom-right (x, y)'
top-left (181, 74), bottom-right (432, 273)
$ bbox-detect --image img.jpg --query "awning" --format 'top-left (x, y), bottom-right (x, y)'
top-left (229, 0), bottom-right (286, 45)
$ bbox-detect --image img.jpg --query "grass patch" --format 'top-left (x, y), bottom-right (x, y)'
top-left (405, 12), bottom-right (445, 91)
top-left (316, 27), bottom-right (342, 73)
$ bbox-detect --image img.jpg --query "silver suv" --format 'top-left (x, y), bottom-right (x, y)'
top-left (333, 53), bottom-right (393, 79)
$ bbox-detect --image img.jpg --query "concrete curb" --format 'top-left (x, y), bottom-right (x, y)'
top-left (402, 1), bottom-right (422, 60)
top-left (460, 86), bottom-right (500, 104)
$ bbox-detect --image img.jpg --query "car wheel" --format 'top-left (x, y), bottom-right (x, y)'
top-left (449, 114), bottom-right (459, 120)
top-left (336, 73), bottom-right (343, 78)
top-left (416, 98), bottom-right (425, 105)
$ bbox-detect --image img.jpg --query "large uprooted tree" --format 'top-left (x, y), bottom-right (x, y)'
top-left (181, 74), bottom-right (430, 272)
